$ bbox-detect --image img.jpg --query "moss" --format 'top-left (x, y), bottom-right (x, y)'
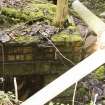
top-left (0, 15), bottom-right (19, 25)
top-left (22, 9), bottom-right (44, 21)
top-left (59, 87), bottom-right (74, 97)
top-left (14, 35), bottom-right (39, 43)
top-left (0, 3), bottom-right (56, 23)
top-left (31, 3), bottom-right (56, 12)
top-left (1, 7), bottom-right (24, 22)
top-left (51, 33), bottom-right (82, 42)
top-left (93, 66), bottom-right (105, 80)
top-left (67, 26), bottom-right (76, 30)
top-left (23, 3), bottom-right (56, 22)
top-left (77, 87), bottom-right (88, 96)
top-left (1, 7), bottom-right (19, 17)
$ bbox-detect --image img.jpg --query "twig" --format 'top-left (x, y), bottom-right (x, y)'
top-left (93, 94), bottom-right (98, 105)
top-left (41, 35), bottom-right (75, 65)
top-left (70, 100), bottom-right (84, 105)
top-left (72, 81), bottom-right (78, 105)
top-left (14, 77), bottom-right (18, 102)
top-left (0, 43), bottom-right (5, 90)
top-left (40, 33), bottom-right (79, 105)
top-left (8, 99), bottom-right (14, 105)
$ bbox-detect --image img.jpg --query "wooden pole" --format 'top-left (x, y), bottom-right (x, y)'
top-left (55, 0), bottom-right (68, 27)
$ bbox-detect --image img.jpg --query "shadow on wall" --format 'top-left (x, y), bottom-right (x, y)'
top-left (48, 0), bottom-right (57, 4)
top-left (0, 75), bottom-right (44, 101)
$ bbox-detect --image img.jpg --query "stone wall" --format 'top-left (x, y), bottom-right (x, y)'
top-left (0, 36), bottom-right (83, 75)
top-left (0, 34), bottom-right (83, 103)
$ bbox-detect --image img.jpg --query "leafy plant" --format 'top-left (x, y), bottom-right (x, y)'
top-left (93, 66), bottom-right (105, 80)
top-left (0, 91), bottom-right (21, 105)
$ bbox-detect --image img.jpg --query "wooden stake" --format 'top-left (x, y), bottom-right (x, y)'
top-left (55, 0), bottom-right (68, 27)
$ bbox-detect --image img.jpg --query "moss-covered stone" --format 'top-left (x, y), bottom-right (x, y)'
top-left (93, 66), bottom-right (105, 80)
top-left (14, 35), bottom-right (39, 43)
top-left (1, 7), bottom-right (20, 18)
top-left (51, 32), bottom-right (82, 42)
top-left (23, 3), bottom-right (56, 22)
top-left (0, 3), bottom-right (56, 23)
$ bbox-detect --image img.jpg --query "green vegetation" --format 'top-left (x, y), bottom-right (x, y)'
top-left (14, 35), bottom-right (39, 43)
top-left (0, 91), bottom-right (20, 105)
top-left (51, 33), bottom-right (82, 42)
top-left (0, 3), bottom-right (56, 24)
top-left (77, 87), bottom-right (88, 96)
top-left (94, 66), bottom-right (105, 80)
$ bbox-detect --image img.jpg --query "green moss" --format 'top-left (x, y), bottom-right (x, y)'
top-left (0, 3), bottom-right (56, 23)
top-left (0, 14), bottom-right (19, 25)
top-left (1, 7), bottom-right (24, 22)
top-left (51, 33), bottom-right (82, 42)
top-left (22, 9), bottom-right (44, 20)
top-left (14, 35), bottom-right (39, 43)
top-left (78, 87), bottom-right (88, 96)
top-left (23, 3), bottom-right (56, 21)
top-left (67, 26), bottom-right (76, 30)
top-left (34, 3), bottom-right (56, 14)
top-left (93, 66), bottom-right (105, 80)
top-left (1, 7), bottom-right (19, 17)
